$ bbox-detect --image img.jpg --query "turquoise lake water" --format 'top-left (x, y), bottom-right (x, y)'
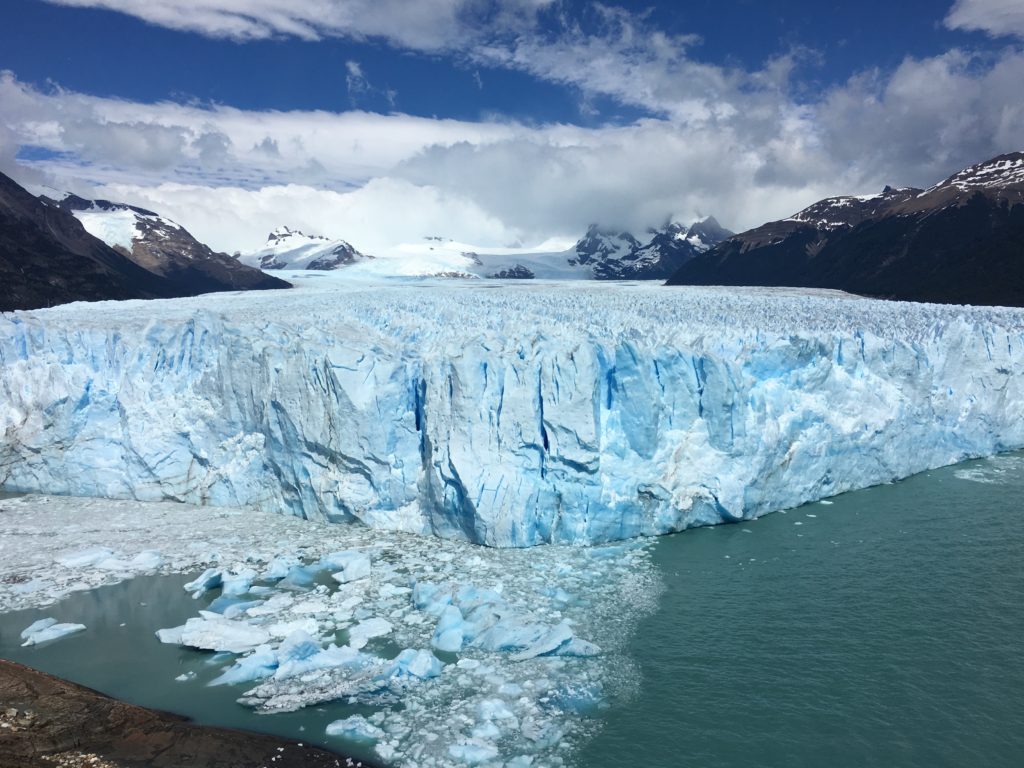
top-left (2, 453), bottom-right (1023, 767)
top-left (579, 453), bottom-right (1024, 768)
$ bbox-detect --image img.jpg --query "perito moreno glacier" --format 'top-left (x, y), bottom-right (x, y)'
top-left (2, 279), bottom-right (1023, 548)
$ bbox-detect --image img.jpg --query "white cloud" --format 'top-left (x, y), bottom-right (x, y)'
top-left (5, 0), bottom-right (1024, 257)
top-left (816, 48), bottom-right (1024, 185)
top-left (41, 0), bottom-right (786, 123)
top-left (93, 179), bottom-right (517, 255)
top-left (946, 0), bottom-right (1024, 39)
top-left (44, 0), bottom-right (556, 48)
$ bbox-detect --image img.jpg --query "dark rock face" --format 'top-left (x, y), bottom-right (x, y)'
top-left (489, 264), bottom-right (536, 279)
top-left (668, 152), bottom-right (1024, 307)
top-left (0, 660), bottom-right (375, 768)
top-left (0, 171), bottom-right (291, 312)
top-left (0, 173), bottom-right (178, 312)
top-left (54, 196), bottom-right (290, 295)
top-left (305, 241), bottom-right (364, 270)
top-left (579, 218), bottom-right (733, 280)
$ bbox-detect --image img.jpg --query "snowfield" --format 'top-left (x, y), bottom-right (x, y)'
top-left (3, 278), bottom-right (1024, 547)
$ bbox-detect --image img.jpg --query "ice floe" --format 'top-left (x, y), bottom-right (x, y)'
top-left (20, 616), bottom-right (86, 646)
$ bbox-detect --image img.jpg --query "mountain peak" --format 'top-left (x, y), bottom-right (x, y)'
top-left (934, 151), bottom-right (1024, 193)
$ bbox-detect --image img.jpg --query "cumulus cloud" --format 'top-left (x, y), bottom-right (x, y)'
top-left (946, 0), bottom-right (1024, 39)
top-left (816, 48), bottom-right (1024, 185)
top-left (5, 0), bottom-right (1024, 256)
top-left (93, 179), bottom-right (517, 255)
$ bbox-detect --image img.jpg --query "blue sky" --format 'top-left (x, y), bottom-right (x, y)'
top-left (1, 0), bottom-right (1023, 253)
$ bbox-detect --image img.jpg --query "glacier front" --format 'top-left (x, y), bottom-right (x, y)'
top-left (2, 278), bottom-right (1024, 547)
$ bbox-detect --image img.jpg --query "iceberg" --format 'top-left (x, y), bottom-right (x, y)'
top-left (20, 617), bottom-right (86, 646)
top-left (3, 283), bottom-right (1024, 547)
top-left (157, 614), bottom-right (271, 653)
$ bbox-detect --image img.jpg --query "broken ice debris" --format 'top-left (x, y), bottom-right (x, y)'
top-left (324, 551), bottom-right (371, 584)
top-left (325, 714), bottom-right (385, 741)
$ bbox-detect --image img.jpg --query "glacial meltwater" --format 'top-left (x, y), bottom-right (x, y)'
top-left (2, 452), bottom-right (1023, 768)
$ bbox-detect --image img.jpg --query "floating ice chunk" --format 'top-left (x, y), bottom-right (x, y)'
top-left (326, 551), bottom-right (371, 584)
top-left (206, 595), bottom-right (260, 615)
top-left (278, 564), bottom-right (323, 591)
top-left (55, 547), bottom-right (114, 568)
top-left (431, 605), bottom-right (465, 652)
top-left (473, 618), bottom-right (549, 654)
top-left (505, 626), bottom-right (573, 663)
top-left (279, 630), bottom-right (321, 663)
top-left (548, 682), bottom-right (603, 713)
top-left (348, 617), bottom-right (393, 646)
top-left (160, 616), bottom-right (271, 653)
top-left (521, 717), bottom-right (564, 749)
top-left (541, 586), bottom-right (574, 604)
top-left (183, 568), bottom-right (222, 598)
top-left (175, 671), bottom-right (196, 682)
top-left (129, 550), bottom-right (163, 570)
top-left (266, 618), bottom-right (319, 639)
top-left (555, 637), bottom-right (601, 657)
top-left (325, 714), bottom-right (385, 741)
top-left (412, 581), bottom-right (452, 615)
top-left (21, 619), bottom-right (86, 646)
top-left (448, 739), bottom-right (499, 765)
top-left (20, 617), bottom-right (57, 640)
top-left (277, 643), bottom-right (367, 681)
top-left (221, 569), bottom-right (257, 597)
top-left (245, 593), bottom-right (295, 617)
top-left (455, 585), bottom-right (504, 611)
top-left (261, 554), bottom-right (302, 581)
top-left (155, 625), bottom-right (184, 644)
top-left (383, 648), bottom-right (443, 680)
top-left (209, 644), bottom-right (278, 686)
top-left (476, 698), bottom-right (516, 721)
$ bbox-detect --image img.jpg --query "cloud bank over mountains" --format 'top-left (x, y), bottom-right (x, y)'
top-left (1, 0), bottom-right (1022, 255)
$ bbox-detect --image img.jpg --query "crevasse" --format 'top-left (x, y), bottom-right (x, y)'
top-left (2, 282), bottom-right (1023, 547)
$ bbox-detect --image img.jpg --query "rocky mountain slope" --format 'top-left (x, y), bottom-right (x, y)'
top-left (667, 153), bottom-right (1024, 306)
top-left (54, 196), bottom-right (290, 295)
top-left (0, 172), bottom-right (180, 312)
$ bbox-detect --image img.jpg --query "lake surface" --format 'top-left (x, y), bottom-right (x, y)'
top-left (579, 452), bottom-right (1024, 768)
top-left (2, 453), bottom-right (1023, 767)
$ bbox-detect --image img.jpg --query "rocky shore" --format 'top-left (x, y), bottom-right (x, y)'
top-left (0, 660), bottom-right (377, 768)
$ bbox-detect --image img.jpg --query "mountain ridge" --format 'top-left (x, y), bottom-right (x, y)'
top-left (667, 152), bottom-right (1024, 306)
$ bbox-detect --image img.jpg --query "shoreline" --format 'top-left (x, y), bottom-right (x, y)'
top-left (0, 659), bottom-right (380, 768)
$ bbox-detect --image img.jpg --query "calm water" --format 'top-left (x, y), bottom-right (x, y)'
top-left (579, 453), bottom-right (1024, 768)
top-left (2, 454), bottom-right (1023, 768)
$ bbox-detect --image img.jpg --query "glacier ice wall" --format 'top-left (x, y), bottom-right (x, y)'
top-left (2, 282), bottom-right (1024, 547)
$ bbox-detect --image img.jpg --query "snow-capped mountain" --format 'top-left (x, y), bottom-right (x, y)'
top-left (669, 151), bottom-right (1024, 306)
top-left (590, 217), bottom-right (732, 280)
top-left (239, 226), bottom-right (372, 270)
top-left (468, 218), bottom-right (732, 281)
top-left (0, 172), bottom-right (180, 311)
top-left (570, 226), bottom-right (642, 267)
top-left (50, 195), bottom-right (288, 295)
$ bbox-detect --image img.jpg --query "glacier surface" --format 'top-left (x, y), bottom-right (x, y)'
top-left (3, 280), bottom-right (1024, 547)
